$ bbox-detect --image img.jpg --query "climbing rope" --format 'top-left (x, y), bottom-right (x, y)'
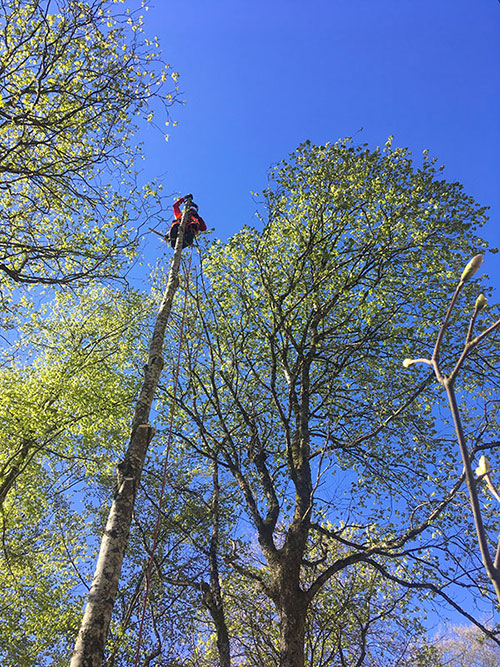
top-left (134, 245), bottom-right (194, 665)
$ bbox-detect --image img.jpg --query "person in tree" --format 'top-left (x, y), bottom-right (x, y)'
top-left (169, 194), bottom-right (207, 248)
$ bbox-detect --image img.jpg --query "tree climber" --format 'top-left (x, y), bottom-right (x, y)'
top-left (168, 194), bottom-right (207, 248)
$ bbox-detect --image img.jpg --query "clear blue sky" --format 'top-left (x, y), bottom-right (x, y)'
top-left (136, 0), bottom-right (500, 630)
top-left (140, 0), bottom-right (500, 289)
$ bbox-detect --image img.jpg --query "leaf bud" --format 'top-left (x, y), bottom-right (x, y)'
top-left (475, 294), bottom-right (487, 310)
top-left (475, 455), bottom-right (491, 478)
top-left (460, 254), bottom-right (483, 283)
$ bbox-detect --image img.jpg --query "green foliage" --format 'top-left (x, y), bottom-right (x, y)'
top-left (154, 139), bottom-right (499, 661)
top-left (0, 0), bottom-right (176, 291)
top-left (1, 137), bottom-right (498, 664)
top-left (187, 138), bottom-right (494, 521)
top-left (0, 286), bottom-right (149, 664)
top-left (405, 625), bottom-right (500, 667)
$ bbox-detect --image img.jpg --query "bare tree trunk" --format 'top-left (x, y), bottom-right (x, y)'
top-left (273, 532), bottom-right (310, 667)
top-left (278, 591), bottom-right (307, 667)
top-left (206, 459), bottom-right (231, 667)
top-left (71, 199), bottom-right (192, 667)
top-left (214, 614), bottom-right (231, 667)
top-left (202, 581), bottom-right (231, 667)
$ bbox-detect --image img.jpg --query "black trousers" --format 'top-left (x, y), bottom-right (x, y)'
top-left (169, 223), bottom-right (196, 249)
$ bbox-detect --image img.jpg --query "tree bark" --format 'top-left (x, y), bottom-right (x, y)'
top-left (278, 588), bottom-right (308, 667)
top-left (71, 198), bottom-right (192, 667)
top-left (202, 584), bottom-right (231, 667)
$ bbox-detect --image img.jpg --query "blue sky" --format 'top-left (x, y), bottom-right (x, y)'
top-left (125, 0), bottom-right (500, 634)
top-left (139, 0), bottom-right (499, 299)
top-left (135, 0), bottom-right (500, 625)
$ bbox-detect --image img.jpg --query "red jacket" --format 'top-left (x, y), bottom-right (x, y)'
top-left (172, 197), bottom-right (207, 231)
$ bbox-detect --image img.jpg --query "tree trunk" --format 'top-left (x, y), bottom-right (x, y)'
top-left (70, 425), bottom-right (153, 667)
top-left (203, 458), bottom-right (231, 667)
top-left (272, 532), bottom-right (309, 667)
top-left (216, 624), bottom-right (231, 667)
top-left (202, 590), bottom-right (231, 667)
top-left (71, 199), bottom-right (192, 667)
top-left (278, 596), bottom-right (307, 667)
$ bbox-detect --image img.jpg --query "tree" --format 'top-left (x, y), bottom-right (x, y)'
top-left (0, 285), bottom-right (148, 664)
top-left (70, 201), bottom-right (196, 666)
top-left (160, 139), bottom-right (499, 666)
top-left (404, 254), bottom-right (500, 602)
top-left (0, 0), bottom-right (175, 296)
top-left (404, 624), bottom-right (500, 667)
top-left (436, 624), bottom-right (500, 666)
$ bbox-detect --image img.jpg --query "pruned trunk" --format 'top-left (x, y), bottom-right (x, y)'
top-left (70, 425), bottom-right (153, 667)
top-left (71, 198), bottom-right (192, 667)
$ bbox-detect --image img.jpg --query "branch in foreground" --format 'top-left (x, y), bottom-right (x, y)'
top-left (404, 254), bottom-right (500, 604)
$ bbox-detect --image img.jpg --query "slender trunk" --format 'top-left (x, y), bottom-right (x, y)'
top-left (204, 458), bottom-right (231, 667)
top-left (71, 199), bottom-right (192, 667)
top-left (205, 594), bottom-right (231, 667)
top-left (70, 425), bottom-right (153, 667)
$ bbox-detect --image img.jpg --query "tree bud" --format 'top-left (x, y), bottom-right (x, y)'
top-left (460, 254), bottom-right (483, 283)
top-left (475, 294), bottom-right (487, 310)
top-left (475, 455), bottom-right (491, 478)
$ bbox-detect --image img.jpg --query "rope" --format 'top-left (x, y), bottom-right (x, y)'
top-left (134, 246), bottom-right (194, 665)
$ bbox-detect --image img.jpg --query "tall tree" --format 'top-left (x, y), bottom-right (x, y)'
top-left (71, 200), bottom-right (193, 666)
top-left (0, 285), bottom-right (148, 664)
top-left (162, 139), bottom-right (500, 666)
top-left (0, 0), bottom-right (175, 295)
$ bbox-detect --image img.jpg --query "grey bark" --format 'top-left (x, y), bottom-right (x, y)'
top-left (71, 198), bottom-right (192, 667)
